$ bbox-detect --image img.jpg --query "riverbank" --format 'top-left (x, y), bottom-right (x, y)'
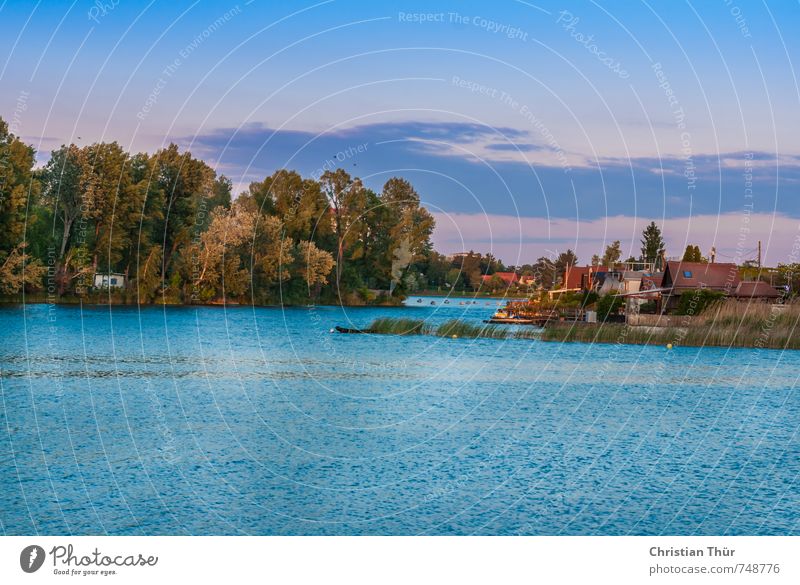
top-left (0, 292), bottom-right (405, 308)
top-left (540, 301), bottom-right (800, 350)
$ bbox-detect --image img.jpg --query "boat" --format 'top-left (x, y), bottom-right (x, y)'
top-left (483, 309), bottom-right (536, 325)
top-left (335, 326), bottom-right (370, 334)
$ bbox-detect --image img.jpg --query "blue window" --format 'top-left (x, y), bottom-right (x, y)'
top-left (110, 278), bottom-right (117, 285)
top-left (683, 271), bottom-right (693, 278)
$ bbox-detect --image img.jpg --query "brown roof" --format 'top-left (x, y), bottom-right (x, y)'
top-left (563, 265), bottom-right (607, 289)
top-left (662, 261), bottom-right (740, 293)
top-left (481, 272), bottom-right (519, 285)
top-left (734, 281), bottom-right (782, 299)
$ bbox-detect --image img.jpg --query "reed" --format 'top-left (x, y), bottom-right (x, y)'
top-left (542, 299), bottom-right (800, 349)
top-left (367, 317), bottom-right (430, 335)
top-left (364, 317), bottom-right (542, 340)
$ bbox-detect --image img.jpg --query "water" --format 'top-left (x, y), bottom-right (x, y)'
top-left (1, 301), bottom-right (798, 535)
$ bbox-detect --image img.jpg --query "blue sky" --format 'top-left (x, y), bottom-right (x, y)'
top-left (2, 0), bottom-right (799, 264)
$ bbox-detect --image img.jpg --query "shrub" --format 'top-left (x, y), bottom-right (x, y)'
top-left (675, 289), bottom-right (725, 316)
top-left (596, 293), bottom-right (623, 320)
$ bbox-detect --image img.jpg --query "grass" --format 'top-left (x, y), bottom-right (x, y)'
top-left (364, 317), bottom-right (541, 340)
top-left (542, 299), bottom-right (800, 349)
top-left (367, 317), bottom-right (431, 335)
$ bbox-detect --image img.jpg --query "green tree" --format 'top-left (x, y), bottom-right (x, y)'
top-left (0, 117), bottom-right (44, 294)
top-left (640, 221), bottom-right (665, 268)
top-left (601, 240), bottom-right (621, 268)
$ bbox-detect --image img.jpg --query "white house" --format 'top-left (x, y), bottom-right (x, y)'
top-left (93, 272), bottom-right (126, 289)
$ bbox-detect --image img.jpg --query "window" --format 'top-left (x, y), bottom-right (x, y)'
top-left (683, 270), bottom-right (693, 278)
top-left (110, 278), bottom-right (117, 285)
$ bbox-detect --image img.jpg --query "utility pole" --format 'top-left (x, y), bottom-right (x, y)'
top-left (758, 240), bottom-right (762, 270)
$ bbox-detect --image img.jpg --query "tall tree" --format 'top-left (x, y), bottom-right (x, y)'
top-left (0, 118), bottom-right (37, 250)
top-left (601, 240), bottom-right (622, 268)
top-left (555, 249), bottom-right (579, 284)
top-left (151, 143), bottom-right (215, 277)
top-left (379, 177), bottom-right (434, 293)
top-left (0, 117), bottom-right (44, 293)
top-left (319, 168), bottom-right (368, 290)
top-left (640, 222), bottom-right (665, 269)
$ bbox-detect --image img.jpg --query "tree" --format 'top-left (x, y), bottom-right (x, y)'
top-left (319, 168), bottom-right (369, 290)
top-left (640, 222), bottom-right (665, 268)
top-left (294, 240), bottom-right (334, 297)
top-left (681, 244), bottom-right (706, 263)
top-left (596, 292), bottom-right (623, 320)
top-left (601, 240), bottom-right (622, 268)
top-left (554, 249), bottom-right (578, 281)
top-left (532, 256), bottom-right (557, 289)
top-left (0, 243), bottom-right (46, 294)
top-left (151, 143), bottom-right (215, 276)
top-left (181, 203), bottom-right (256, 301)
top-left (0, 118), bottom-right (43, 294)
top-left (379, 177), bottom-right (435, 293)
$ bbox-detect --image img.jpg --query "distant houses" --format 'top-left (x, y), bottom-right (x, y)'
top-left (555, 259), bottom-right (783, 316)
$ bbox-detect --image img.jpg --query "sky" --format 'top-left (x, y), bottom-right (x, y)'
top-left (2, 0), bottom-right (799, 265)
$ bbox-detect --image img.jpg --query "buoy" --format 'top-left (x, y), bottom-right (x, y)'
top-left (329, 328), bottom-right (335, 333)
top-left (666, 343), bottom-right (673, 349)
top-left (452, 335), bottom-right (458, 339)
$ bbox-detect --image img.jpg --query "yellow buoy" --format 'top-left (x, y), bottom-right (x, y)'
top-left (666, 343), bottom-right (673, 349)
top-left (452, 335), bottom-right (458, 339)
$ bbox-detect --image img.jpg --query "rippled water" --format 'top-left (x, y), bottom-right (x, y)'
top-left (1, 301), bottom-right (798, 535)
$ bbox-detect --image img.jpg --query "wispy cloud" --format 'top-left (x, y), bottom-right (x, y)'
top-left (183, 120), bottom-right (800, 222)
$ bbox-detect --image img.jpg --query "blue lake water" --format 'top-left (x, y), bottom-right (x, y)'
top-left (1, 301), bottom-right (798, 535)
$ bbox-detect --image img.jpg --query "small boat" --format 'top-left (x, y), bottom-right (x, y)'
top-left (430, 301), bottom-right (436, 305)
top-left (417, 299), bottom-right (422, 303)
top-left (444, 300), bottom-right (450, 304)
top-left (335, 326), bottom-right (370, 334)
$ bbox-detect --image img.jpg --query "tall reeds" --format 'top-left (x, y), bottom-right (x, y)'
top-left (542, 299), bottom-right (800, 349)
top-left (363, 318), bottom-right (541, 340)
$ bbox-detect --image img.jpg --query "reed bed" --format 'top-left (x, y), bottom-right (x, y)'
top-left (365, 317), bottom-right (541, 340)
top-left (367, 317), bottom-right (431, 335)
top-left (542, 299), bottom-right (800, 349)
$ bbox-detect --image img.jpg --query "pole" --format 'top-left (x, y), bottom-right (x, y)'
top-left (758, 240), bottom-right (762, 270)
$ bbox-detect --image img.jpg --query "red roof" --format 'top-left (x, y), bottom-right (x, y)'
top-left (734, 281), bottom-right (782, 299)
top-left (481, 272), bottom-right (519, 285)
top-left (563, 265), bottom-right (607, 290)
top-left (662, 261), bottom-right (740, 293)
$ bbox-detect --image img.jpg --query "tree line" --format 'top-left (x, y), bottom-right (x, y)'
top-left (0, 116), bottom-right (436, 305)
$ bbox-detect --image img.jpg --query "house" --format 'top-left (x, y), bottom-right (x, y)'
top-left (562, 265), bottom-right (608, 291)
top-left (481, 272), bottom-right (520, 286)
top-left (93, 272), bottom-right (126, 289)
top-left (661, 261), bottom-right (740, 311)
top-left (733, 281), bottom-right (783, 301)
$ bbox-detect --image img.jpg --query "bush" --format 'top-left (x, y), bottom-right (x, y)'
top-left (675, 289), bottom-right (725, 316)
top-left (639, 300), bottom-right (657, 314)
top-left (596, 293), bottom-right (623, 320)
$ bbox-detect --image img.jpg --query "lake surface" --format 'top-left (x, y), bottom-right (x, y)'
top-left (1, 300), bottom-right (798, 535)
